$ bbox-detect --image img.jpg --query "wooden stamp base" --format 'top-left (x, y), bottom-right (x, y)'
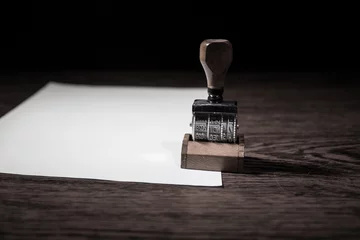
top-left (181, 134), bottom-right (245, 173)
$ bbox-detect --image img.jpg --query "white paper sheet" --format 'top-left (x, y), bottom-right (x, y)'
top-left (0, 82), bottom-right (222, 186)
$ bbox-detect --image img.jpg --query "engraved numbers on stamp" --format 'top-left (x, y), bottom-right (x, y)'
top-left (193, 113), bottom-right (237, 142)
top-left (208, 115), bottom-right (221, 142)
top-left (194, 115), bottom-right (208, 141)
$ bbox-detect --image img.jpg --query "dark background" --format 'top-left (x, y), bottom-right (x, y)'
top-left (1, 2), bottom-right (359, 75)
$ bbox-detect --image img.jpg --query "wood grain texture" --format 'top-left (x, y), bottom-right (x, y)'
top-left (1, 72), bottom-right (360, 239)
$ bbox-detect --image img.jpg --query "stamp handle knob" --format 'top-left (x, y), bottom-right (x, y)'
top-left (200, 39), bottom-right (233, 102)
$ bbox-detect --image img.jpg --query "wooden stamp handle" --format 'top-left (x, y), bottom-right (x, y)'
top-left (200, 39), bottom-right (232, 102)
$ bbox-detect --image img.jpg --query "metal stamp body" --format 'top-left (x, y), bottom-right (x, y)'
top-left (192, 100), bottom-right (237, 143)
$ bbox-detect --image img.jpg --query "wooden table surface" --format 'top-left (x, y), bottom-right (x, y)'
top-left (1, 71), bottom-right (360, 239)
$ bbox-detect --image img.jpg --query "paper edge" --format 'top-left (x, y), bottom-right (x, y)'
top-left (0, 81), bottom-right (223, 187)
